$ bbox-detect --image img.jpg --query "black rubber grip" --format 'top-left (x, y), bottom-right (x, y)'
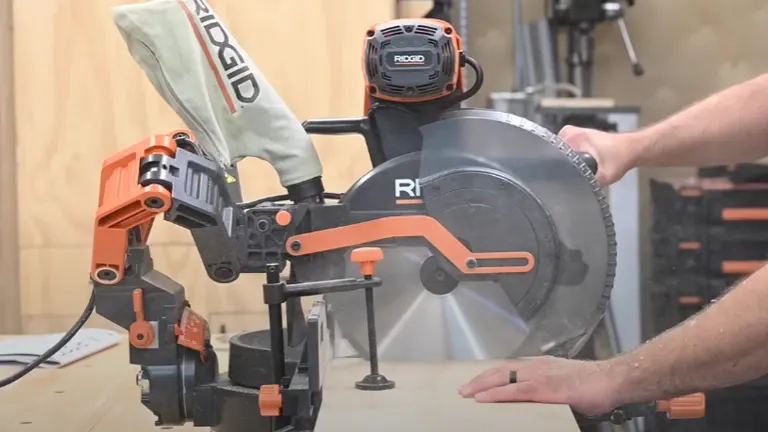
top-left (302, 118), bottom-right (367, 135)
top-left (578, 152), bottom-right (599, 175)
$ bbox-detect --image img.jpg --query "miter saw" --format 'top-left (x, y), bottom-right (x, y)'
top-left (0, 0), bottom-right (705, 430)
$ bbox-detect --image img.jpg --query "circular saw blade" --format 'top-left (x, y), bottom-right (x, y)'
top-left (325, 246), bottom-right (531, 362)
top-left (326, 109), bottom-right (616, 362)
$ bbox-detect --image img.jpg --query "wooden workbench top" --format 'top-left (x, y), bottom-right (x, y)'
top-left (315, 358), bottom-right (580, 432)
top-left (0, 335), bottom-right (579, 432)
top-left (0, 335), bottom-right (225, 432)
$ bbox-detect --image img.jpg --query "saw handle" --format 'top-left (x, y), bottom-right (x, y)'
top-left (577, 152), bottom-right (598, 175)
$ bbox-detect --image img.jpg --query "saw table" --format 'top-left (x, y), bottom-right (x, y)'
top-left (0, 335), bottom-right (580, 432)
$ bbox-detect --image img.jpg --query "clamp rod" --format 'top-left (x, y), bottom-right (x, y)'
top-left (266, 265), bottom-right (286, 386)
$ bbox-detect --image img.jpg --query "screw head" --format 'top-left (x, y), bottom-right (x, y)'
top-left (465, 258), bottom-right (478, 269)
top-left (290, 240), bottom-right (302, 251)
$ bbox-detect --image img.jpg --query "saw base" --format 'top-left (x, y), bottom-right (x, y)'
top-left (314, 358), bottom-right (580, 432)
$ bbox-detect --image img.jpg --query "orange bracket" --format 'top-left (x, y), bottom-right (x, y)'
top-left (175, 306), bottom-right (209, 360)
top-left (91, 133), bottom-right (183, 285)
top-left (129, 289), bottom-right (155, 349)
top-left (285, 215), bottom-right (534, 274)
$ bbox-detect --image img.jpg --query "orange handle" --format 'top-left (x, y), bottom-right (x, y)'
top-left (722, 208), bottom-right (768, 221)
top-left (132, 289), bottom-right (145, 322)
top-left (658, 393), bottom-right (706, 419)
top-left (129, 289), bottom-right (155, 348)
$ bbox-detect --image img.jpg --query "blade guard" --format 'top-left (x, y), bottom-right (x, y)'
top-left (112, 0), bottom-right (322, 187)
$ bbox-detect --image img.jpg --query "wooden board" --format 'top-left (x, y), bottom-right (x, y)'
top-left (0, 0), bottom-right (21, 334)
top-left (315, 358), bottom-right (580, 432)
top-left (0, 336), bottom-right (577, 432)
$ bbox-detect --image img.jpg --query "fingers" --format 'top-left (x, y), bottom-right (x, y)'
top-left (459, 364), bottom-right (518, 398)
top-left (474, 381), bottom-right (538, 403)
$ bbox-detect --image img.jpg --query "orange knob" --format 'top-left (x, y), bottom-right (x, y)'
top-left (275, 210), bottom-right (292, 226)
top-left (350, 247), bottom-right (384, 277)
top-left (259, 384), bottom-right (282, 417)
top-left (658, 393), bottom-right (706, 419)
top-left (129, 289), bottom-right (155, 348)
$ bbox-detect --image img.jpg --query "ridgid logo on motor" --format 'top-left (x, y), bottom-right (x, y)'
top-left (394, 55), bottom-right (425, 64)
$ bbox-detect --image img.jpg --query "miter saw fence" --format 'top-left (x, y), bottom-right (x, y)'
top-left (0, 2), bottom-right (707, 431)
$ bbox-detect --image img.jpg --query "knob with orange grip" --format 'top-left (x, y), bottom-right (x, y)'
top-left (350, 247), bottom-right (384, 278)
top-left (658, 393), bottom-right (706, 419)
top-left (259, 384), bottom-right (282, 417)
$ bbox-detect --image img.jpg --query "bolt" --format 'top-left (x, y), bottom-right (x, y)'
top-left (144, 197), bottom-right (165, 209)
top-left (96, 268), bottom-right (117, 281)
top-left (465, 258), bottom-right (477, 269)
top-left (256, 218), bottom-right (270, 232)
top-left (290, 240), bottom-right (302, 252)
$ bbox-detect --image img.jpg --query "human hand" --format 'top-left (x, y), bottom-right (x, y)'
top-left (559, 125), bottom-right (638, 187)
top-left (458, 356), bottom-right (621, 417)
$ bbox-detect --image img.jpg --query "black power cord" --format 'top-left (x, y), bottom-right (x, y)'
top-left (0, 288), bottom-right (96, 388)
top-left (441, 54), bottom-right (484, 107)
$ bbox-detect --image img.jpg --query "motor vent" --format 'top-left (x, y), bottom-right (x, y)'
top-left (381, 25), bottom-right (404, 38)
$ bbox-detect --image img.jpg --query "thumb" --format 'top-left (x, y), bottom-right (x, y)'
top-left (474, 381), bottom-right (538, 403)
top-left (558, 125), bottom-right (581, 140)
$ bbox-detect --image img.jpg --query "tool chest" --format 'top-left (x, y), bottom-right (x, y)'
top-left (646, 164), bottom-right (768, 432)
top-left (650, 224), bottom-right (768, 277)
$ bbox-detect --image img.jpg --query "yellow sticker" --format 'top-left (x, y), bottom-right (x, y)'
top-left (225, 173), bottom-right (237, 184)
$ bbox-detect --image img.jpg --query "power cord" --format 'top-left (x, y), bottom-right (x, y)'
top-left (0, 288), bottom-right (96, 388)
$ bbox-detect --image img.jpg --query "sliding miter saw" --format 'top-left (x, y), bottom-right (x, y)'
top-left (84, 1), bottom-right (704, 431)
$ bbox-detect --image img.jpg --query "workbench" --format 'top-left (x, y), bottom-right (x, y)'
top-left (0, 335), bottom-right (580, 432)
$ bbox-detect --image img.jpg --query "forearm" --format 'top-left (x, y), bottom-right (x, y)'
top-left (628, 73), bottom-right (768, 168)
top-left (606, 265), bottom-right (768, 406)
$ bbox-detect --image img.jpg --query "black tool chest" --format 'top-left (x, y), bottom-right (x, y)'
top-left (646, 164), bottom-right (768, 432)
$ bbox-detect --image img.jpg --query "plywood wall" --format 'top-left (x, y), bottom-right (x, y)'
top-left (0, 0), bottom-right (21, 334)
top-left (13, 0), bottom-right (768, 333)
top-left (13, 0), bottom-right (397, 333)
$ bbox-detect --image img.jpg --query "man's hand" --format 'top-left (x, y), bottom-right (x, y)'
top-left (559, 126), bottom-right (639, 187)
top-left (458, 356), bottom-right (621, 416)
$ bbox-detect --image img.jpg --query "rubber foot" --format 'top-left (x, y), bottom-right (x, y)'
top-left (355, 374), bottom-right (395, 391)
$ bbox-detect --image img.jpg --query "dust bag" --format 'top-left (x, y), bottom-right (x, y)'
top-left (112, 0), bottom-right (323, 187)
